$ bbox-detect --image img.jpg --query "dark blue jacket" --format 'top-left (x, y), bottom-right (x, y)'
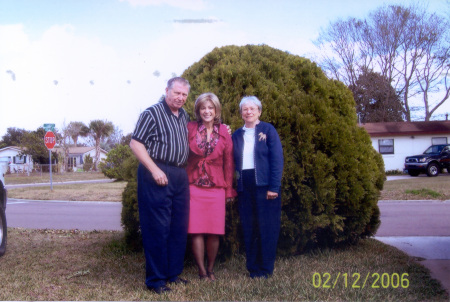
top-left (232, 121), bottom-right (284, 193)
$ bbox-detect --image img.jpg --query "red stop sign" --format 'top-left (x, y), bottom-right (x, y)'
top-left (44, 131), bottom-right (56, 149)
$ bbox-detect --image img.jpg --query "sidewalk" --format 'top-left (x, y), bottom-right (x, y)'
top-left (5, 178), bottom-right (114, 189)
top-left (376, 196), bottom-right (450, 294)
top-left (375, 236), bottom-right (450, 294)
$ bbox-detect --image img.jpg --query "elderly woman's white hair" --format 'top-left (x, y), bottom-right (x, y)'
top-left (239, 96), bottom-right (262, 113)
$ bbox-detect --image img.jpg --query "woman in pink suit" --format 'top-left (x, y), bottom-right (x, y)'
top-left (186, 92), bottom-right (236, 281)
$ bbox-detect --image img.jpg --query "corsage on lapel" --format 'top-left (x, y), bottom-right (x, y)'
top-left (258, 132), bottom-right (267, 142)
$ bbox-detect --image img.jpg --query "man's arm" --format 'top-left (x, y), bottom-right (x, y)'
top-left (130, 139), bottom-right (168, 186)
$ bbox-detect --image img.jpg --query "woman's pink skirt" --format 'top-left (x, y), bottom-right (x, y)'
top-left (188, 185), bottom-right (225, 235)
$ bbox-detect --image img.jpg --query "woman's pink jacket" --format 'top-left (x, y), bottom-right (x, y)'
top-left (186, 121), bottom-right (237, 199)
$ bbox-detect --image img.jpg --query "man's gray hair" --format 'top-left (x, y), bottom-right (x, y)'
top-left (167, 77), bottom-right (191, 91)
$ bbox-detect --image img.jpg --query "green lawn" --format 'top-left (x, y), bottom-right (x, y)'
top-left (0, 229), bottom-right (447, 301)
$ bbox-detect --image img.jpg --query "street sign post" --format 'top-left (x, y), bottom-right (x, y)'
top-left (44, 131), bottom-right (56, 191)
top-left (44, 131), bottom-right (56, 150)
top-left (43, 123), bottom-right (55, 132)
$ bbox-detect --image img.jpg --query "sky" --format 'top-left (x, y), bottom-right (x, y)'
top-left (0, 0), bottom-right (449, 139)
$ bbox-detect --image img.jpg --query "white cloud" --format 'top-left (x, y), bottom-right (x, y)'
top-left (0, 24), bottom-right (29, 56)
top-left (145, 20), bottom-right (249, 74)
top-left (119, 0), bottom-right (208, 10)
top-left (0, 18), bottom-right (316, 137)
top-left (0, 24), bottom-right (150, 135)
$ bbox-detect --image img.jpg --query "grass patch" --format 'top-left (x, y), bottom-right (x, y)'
top-left (7, 181), bottom-right (126, 201)
top-left (4, 171), bottom-right (108, 185)
top-left (0, 229), bottom-right (447, 301)
top-left (381, 175), bottom-right (450, 200)
top-left (405, 188), bottom-right (443, 199)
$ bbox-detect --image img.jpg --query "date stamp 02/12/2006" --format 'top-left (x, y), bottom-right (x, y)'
top-left (312, 272), bottom-right (410, 289)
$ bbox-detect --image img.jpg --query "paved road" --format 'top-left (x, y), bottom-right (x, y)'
top-left (6, 198), bottom-right (122, 231)
top-left (377, 201), bottom-right (450, 236)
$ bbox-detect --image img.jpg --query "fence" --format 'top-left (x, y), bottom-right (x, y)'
top-left (5, 163), bottom-right (60, 175)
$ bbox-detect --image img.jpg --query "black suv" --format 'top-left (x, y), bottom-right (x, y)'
top-left (404, 144), bottom-right (450, 177)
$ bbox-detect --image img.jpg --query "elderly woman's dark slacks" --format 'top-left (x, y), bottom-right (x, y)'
top-left (238, 169), bottom-right (281, 278)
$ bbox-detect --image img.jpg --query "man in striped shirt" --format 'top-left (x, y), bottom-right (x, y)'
top-left (130, 77), bottom-right (191, 294)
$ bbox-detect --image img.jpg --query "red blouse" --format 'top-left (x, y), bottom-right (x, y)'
top-left (186, 121), bottom-right (237, 199)
top-left (193, 123), bottom-right (220, 187)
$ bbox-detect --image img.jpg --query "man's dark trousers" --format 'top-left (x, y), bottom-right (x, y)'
top-left (137, 162), bottom-right (190, 289)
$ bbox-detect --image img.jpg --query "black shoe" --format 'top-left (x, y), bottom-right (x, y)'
top-left (169, 277), bottom-right (189, 285)
top-left (207, 271), bottom-right (217, 281)
top-left (147, 285), bottom-right (171, 294)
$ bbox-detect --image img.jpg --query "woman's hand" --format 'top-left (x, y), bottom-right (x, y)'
top-left (266, 191), bottom-right (278, 200)
top-left (224, 124), bottom-right (232, 135)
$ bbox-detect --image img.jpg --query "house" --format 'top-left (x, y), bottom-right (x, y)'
top-left (0, 145), bottom-right (108, 173)
top-left (54, 146), bottom-right (108, 170)
top-left (360, 121), bottom-right (450, 171)
top-left (0, 146), bottom-right (34, 173)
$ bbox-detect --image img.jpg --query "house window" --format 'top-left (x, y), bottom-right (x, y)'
top-left (378, 139), bottom-right (394, 154)
top-left (13, 155), bottom-right (26, 164)
top-left (432, 137), bottom-right (447, 145)
top-left (68, 157), bottom-right (77, 167)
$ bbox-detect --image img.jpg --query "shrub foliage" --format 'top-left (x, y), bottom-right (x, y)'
top-left (83, 154), bottom-right (94, 172)
top-left (121, 44), bottom-right (385, 256)
top-left (99, 145), bottom-right (134, 181)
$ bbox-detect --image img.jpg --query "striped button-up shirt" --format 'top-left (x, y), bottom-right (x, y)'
top-left (132, 100), bottom-right (190, 166)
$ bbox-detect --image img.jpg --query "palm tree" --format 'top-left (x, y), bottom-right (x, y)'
top-left (67, 121), bottom-right (89, 146)
top-left (88, 120), bottom-right (114, 171)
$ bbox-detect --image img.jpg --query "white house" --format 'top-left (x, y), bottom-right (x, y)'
top-left (360, 121), bottom-right (450, 171)
top-left (0, 146), bottom-right (108, 172)
top-left (54, 146), bottom-right (108, 170)
top-left (0, 146), bottom-right (34, 173)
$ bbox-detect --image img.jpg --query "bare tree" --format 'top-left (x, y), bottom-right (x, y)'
top-left (58, 121), bottom-right (71, 172)
top-left (102, 125), bottom-right (123, 151)
top-left (315, 4), bottom-right (450, 121)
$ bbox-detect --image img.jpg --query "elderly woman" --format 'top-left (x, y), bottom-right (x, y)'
top-left (186, 92), bottom-right (236, 281)
top-left (232, 96), bottom-right (284, 278)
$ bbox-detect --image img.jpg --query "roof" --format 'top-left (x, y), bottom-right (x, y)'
top-left (360, 121), bottom-right (450, 137)
top-left (0, 146), bottom-right (23, 153)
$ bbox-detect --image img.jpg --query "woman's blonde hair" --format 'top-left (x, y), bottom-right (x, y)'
top-left (194, 92), bottom-right (222, 124)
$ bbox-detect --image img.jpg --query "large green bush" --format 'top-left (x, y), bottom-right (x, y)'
top-left (120, 156), bottom-right (140, 251)
top-left (99, 144), bottom-right (134, 181)
top-left (121, 44), bottom-right (384, 256)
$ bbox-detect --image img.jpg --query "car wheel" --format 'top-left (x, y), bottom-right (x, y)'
top-left (408, 171), bottom-right (420, 176)
top-left (426, 163), bottom-right (440, 177)
top-left (0, 207), bottom-right (6, 256)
